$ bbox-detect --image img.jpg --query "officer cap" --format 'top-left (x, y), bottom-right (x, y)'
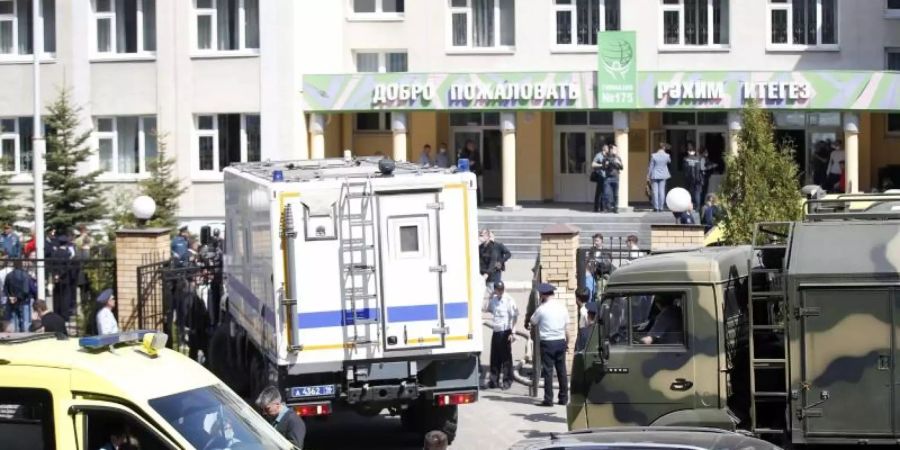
top-left (96, 288), bottom-right (114, 304)
top-left (493, 281), bottom-right (505, 291)
top-left (537, 283), bottom-right (556, 295)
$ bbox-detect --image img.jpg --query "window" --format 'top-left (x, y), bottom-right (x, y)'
top-left (399, 225), bottom-right (419, 252)
top-left (605, 292), bottom-right (686, 346)
top-left (93, 0), bottom-right (156, 56)
top-left (0, 388), bottom-right (55, 449)
top-left (77, 408), bottom-right (171, 450)
top-left (0, 0), bottom-right (55, 57)
top-left (94, 116), bottom-right (158, 175)
top-left (448, 0), bottom-right (515, 49)
top-left (0, 117), bottom-right (45, 174)
top-left (555, 111), bottom-right (613, 126)
top-left (194, 0), bottom-right (259, 52)
top-left (888, 0), bottom-right (900, 17)
top-left (351, 0), bottom-right (404, 15)
top-left (888, 115), bottom-right (900, 134)
top-left (888, 49), bottom-right (900, 70)
top-left (552, 0), bottom-right (620, 48)
top-left (449, 112), bottom-right (500, 126)
top-left (354, 51), bottom-right (407, 72)
top-left (660, 0), bottom-right (729, 47)
top-left (354, 50), bottom-right (406, 132)
top-left (768, 0), bottom-right (837, 48)
top-left (195, 114), bottom-right (261, 173)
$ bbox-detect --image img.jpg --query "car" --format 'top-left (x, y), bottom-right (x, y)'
top-left (0, 331), bottom-right (297, 450)
top-left (509, 426), bottom-right (782, 450)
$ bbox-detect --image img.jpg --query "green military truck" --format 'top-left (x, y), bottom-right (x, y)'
top-left (568, 195), bottom-right (900, 447)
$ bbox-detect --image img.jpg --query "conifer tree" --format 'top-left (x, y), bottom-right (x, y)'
top-left (0, 161), bottom-right (19, 227)
top-left (719, 101), bottom-right (804, 244)
top-left (138, 133), bottom-right (185, 229)
top-left (42, 88), bottom-right (105, 235)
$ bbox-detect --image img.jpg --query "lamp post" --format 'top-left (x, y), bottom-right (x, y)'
top-left (132, 196), bottom-right (157, 227)
top-left (32, 0), bottom-right (46, 303)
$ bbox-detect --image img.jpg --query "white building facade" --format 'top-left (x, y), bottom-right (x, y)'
top-left (1, 1), bottom-right (899, 222)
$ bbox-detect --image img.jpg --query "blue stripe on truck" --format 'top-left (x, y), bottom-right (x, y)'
top-left (296, 302), bottom-right (470, 329)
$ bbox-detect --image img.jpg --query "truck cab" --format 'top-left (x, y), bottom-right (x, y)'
top-left (0, 331), bottom-right (295, 450)
top-left (567, 246), bottom-right (751, 432)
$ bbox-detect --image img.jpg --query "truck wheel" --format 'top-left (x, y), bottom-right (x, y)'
top-left (422, 404), bottom-right (458, 444)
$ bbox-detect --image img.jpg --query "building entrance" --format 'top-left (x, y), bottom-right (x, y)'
top-left (552, 112), bottom-right (615, 203)
top-left (450, 113), bottom-right (503, 202)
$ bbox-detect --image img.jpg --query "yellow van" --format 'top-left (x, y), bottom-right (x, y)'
top-left (0, 331), bottom-right (296, 450)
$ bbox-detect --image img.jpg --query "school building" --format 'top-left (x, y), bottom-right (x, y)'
top-left (301, 0), bottom-right (900, 210)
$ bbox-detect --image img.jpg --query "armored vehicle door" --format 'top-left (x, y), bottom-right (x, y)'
top-left (584, 285), bottom-right (717, 427)
top-left (797, 288), bottom-right (893, 437)
top-left (377, 190), bottom-right (446, 351)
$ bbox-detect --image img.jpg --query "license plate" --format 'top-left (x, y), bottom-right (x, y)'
top-left (290, 385), bottom-right (335, 398)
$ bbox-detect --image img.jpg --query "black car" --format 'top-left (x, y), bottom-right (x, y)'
top-left (510, 427), bottom-right (782, 450)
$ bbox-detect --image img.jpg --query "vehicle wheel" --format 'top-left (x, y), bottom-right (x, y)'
top-left (420, 402), bottom-right (458, 445)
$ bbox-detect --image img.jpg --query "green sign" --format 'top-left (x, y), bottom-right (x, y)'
top-left (596, 31), bottom-right (637, 109)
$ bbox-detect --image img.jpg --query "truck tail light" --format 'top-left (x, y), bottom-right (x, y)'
top-left (435, 391), bottom-right (477, 406)
top-left (293, 402), bottom-right (332, 417)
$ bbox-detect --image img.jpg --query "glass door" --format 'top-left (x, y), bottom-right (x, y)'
top-left (554, 130), bottom-right (614, 203)
top-left (481, 129), bottom-right (503, 202)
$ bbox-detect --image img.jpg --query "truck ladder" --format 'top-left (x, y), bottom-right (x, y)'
top-left (748, 222), bottom-right (794, 438)
top-left (338, 179), bottom-right (380, 346)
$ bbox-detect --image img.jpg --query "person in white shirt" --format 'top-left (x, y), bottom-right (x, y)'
top-left (826, 140), bottom-right (845, 192)
top-left (527, 283), bottom-right (572, 407)
top-left (484, 281), bottom-right (519, 390)
top-left (95, 289), bottom-right (119, 335)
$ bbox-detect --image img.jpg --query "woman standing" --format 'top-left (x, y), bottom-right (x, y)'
top-left (647, 143), bottom-right (672, 212)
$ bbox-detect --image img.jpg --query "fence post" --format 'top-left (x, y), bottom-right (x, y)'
top-left (649, 224), bottom-right (705, 252)
top-left (539, 224), bottom-right (581, 371)
top-left (115, 228), bottom-right (172, 330)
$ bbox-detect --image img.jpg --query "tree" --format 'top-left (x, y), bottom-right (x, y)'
top-left (719, 101), bottom-right (804, 244)
top-left (41, 88), bottom-right (106, 235)
top-left (0, 161), bottom-right (19, 226)
top-left (138, 133), bottom-right (186, 229)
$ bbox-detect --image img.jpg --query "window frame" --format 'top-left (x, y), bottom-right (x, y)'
top-left (658, 0), bottom-right (730, 51)
top-left (347, 0), bottom-right (405, 21)
top-left (886, 0), bottom-right (900, 19)
top-left (194, 113), bottom-right (261, 178)
top-left (766, 0), bottom-right (839, 51)
top-left (353, 49), bottom-right (408, 73)
top-left (94, 116), bottom-right (156, 179)
top-left (550, 0), bottom-right (620, 53)
top-left (90, 0), bottom-right (156, 59)
top-left (0, 0), bottom-right (56, 60)
top-left (0, 118), bottom-right (19, 173)
top-left (602, 289), bottom-right (690, 350)
top-left (192, 0), bottom-right (259, 55)
top-left (446, 0), bottom-right (516, 53)
top-left (0, 387), bottom-right (56, 449)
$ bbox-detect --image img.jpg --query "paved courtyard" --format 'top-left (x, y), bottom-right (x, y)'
top-left (304, 282), bottom-right (568, 449)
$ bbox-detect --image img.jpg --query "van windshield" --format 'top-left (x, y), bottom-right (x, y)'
top-left (149, 384), bottom-right (294, 450)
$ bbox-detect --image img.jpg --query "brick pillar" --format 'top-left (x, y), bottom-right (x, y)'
top-left (650, 224), bottom-right (705, 252)
top-left (115, 228), bottom-right (171, 330)
top-left (539, 224), bottom-right (580, 368)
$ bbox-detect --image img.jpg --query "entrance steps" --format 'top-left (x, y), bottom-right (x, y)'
top-left (478, 205), bottom-right (675, 260)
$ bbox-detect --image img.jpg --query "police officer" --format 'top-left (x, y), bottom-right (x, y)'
top-left (528, 283), bottom-right (572, 407)
top-left (171, 226), bottom-right (190, 267)
top-left (95, 289), bottom-right (119, 335)
top-left (484, 281), bottom-right (518, 390)
top-left (683, 143), bottom-right (703, 208)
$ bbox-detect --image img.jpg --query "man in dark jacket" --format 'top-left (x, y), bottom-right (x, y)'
top-left (683, 143), bottom-right (704, 208)
top-left (478, 229), bottom-right (511, 292)
top-left (603, 146), bottom-right (624, 213)
top-left (5, 261), bottom-right (33, 332)
top-left (30, 300), bottom-right (67, 335)
top-left (256, 386), bottom-right (305, 448)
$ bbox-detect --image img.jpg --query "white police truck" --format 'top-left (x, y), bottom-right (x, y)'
top-left (210, 157), bottom-right (483, 442)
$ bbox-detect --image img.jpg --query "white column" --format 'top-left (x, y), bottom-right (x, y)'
top-left (308, 113), bottom-right (326, 160)
top-left (391, 112), bottom-right (408, 162)
top-left (499, 112), bottom-right (520, 210)
top-left (613, 112), bottom-right (630, 211)
top-left (843, 112), bottom-right (860, 193)
top-left (727, 111), bottom-right (742, 155)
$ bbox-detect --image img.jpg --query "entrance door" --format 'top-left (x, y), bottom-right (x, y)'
top-left (800, 288), bottom-right (892, 436)
top-left (451, 129), bottom-right (503, 202)
top-left (808, 130), bottom-right (839, 188)
top-left (482, 129), bottom-right (503, 202)
top-left (554, 130), bottom-right (613, 202)
top-left (665, 129), bottom-right (696, 191)
top-left (377, 192), bottom-right (445, 351)
top-left (699, 131), bottom-right (727, 197)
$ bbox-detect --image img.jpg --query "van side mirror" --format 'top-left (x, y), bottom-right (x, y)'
top-left (597, 302), bottom-right (611, 362)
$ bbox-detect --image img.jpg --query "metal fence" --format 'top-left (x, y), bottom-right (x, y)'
top-left (1, 256), bottom-right (116, 336)
top-left (136, 255), bottom-right (223, 360)
top-left (576, 236), bottom-right (651, 298)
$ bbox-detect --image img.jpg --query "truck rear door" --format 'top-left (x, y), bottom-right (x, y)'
top-left (377, 191), bottom-right (446, 351)
top-left (799, 288), bottom-right (893, 437)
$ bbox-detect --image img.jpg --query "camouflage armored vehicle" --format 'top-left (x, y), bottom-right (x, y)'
top-left (568, 195), bottom-right (900, 447)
